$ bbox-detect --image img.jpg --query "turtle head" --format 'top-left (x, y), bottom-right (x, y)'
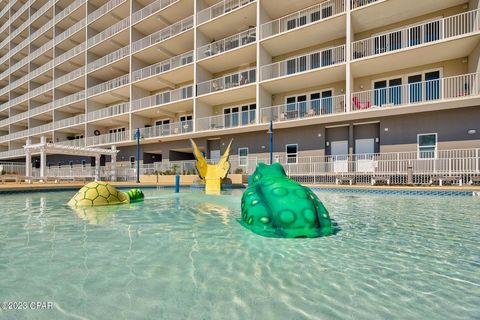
top-left (127, 189), bottom-right (144, 202)
top-left (249, 162), bottom-right (287, 187)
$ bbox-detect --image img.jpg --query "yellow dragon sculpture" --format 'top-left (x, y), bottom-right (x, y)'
top-left (190, 139), bottom-right (233, 193)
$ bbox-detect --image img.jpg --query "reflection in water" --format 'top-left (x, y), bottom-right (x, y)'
top-left (71, 205), bottom-right (121, 225)
top-left (197, 201), bottom-right (232, 226)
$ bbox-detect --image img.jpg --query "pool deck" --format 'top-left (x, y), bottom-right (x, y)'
top-left (0, 181), bottom-right (479, 193)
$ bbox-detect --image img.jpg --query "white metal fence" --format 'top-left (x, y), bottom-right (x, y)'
top-left (197, 28), bottom-right (256, 60)
top-left (197, 0), bottom-right (254, 25)
top-left (197, 68), bottom-right (256, 95)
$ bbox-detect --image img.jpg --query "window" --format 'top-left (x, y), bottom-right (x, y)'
top-left (241, 104), bottom-right (256, 125)
top-left (224, 107), bottom-right (239, 128)
top-left (286, 144), bottom-right (298, 164)
top-left (239, 147), bottom-right (248, 166)
top-left (180, 115), bottom-right (192, 133)
top-left (109, 127), bottom-right (126, 134)
top-left (130, 156), bottom-right (135, 168)
top-left (180, 115), bottom-right (192, 122)
top-left (155, 119), bottom-right (170, 127)
top-left (286, 90), bottom-right (333, 118)
top-left (181, 86), bottom-right (192, 99)
top-left (75, 134), bottom-right (83, 139)
top-left (418, 133), bottom-right (437, 159)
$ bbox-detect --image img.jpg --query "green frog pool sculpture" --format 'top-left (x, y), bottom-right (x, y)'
top-left (239, 163), bottom-right (333, 238)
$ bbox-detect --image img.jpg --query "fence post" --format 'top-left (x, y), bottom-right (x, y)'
top-left (476, 148), bottom-right (479, 173)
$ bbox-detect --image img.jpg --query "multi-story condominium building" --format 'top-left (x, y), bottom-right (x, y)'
top-left (0, 0), bottom-right (479, 172)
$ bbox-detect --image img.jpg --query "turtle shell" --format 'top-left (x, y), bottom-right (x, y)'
top-left (68, 181), bottom-right (129, 207)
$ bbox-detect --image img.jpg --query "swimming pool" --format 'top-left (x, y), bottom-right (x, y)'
top-left (0, 188), bottom-right (479, 319)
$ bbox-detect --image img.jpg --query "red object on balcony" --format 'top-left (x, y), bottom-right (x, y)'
top-left (352, 96), bottom-right (371, 110)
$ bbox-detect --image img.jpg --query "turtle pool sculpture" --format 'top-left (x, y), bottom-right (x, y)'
top-left (68, 181), bottom-right (144, 207)
top-left (239, 163), bottom-right (333, 238)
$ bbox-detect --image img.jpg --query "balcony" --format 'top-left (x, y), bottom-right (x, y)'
top-left (55, 67), bottom-right (86, 88)
top-left (87, 74), bottom-right (130, 99)
top-left (55, 91), bottom-right (85, 109)
top-left (351, 9), bottom-right (480, 76)
top-left (54, 114), bottom-right (85, 130)
top-left (196, 68), bottom-right (256, 105)
top-left (87, 17), bottom-right (130, 49)
top-left (197, 0), bottom-right (256, 39)
top-left (30, 82), bottom-right (53, 99)
top-left (260, 45), bottom-right (345, 93)
top-left (131, 86), bottom-right (193, 116)
top-left (87, 102), bottom-right (130, 122)
top-left (196, 110), bottom-right (257, 133)
top-left (0, 148), bottom-right (25, 159)
top-left (88, 0), bottom-right (128, 24)
top-left (139, 120), bottom-right (193, 140)
top-left (56, 138), bottom-right (86, 148)
top-left (260, 95), bottom-right (346, 124)
top-left (351, 73), bottom-right (480, 112)
top-left (261, 0), bottom-right (345, 56)
top-left (132, 51), bottom-right (193, 91)
top-left (56, 0), bottom-right (84, 23)
top-left (197, 28), bottom-right (256, 73)
top-left (31, 102), bottom-right (54, 116)
top-left (29, 122), bottom-right (53, 136)
top-left (87, 45), bottom-right (130, 73)
top-left (87, 130), bottom-right (131, 146)
top-left (132, 16), bottom-right (193, 59)
top-left (55, 42), bottom-right (86, 66)
top-left (56, 18), bottom-right (86, 45)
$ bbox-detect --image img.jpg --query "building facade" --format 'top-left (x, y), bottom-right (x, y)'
top-left (0, 0), bottom-right (479, 170)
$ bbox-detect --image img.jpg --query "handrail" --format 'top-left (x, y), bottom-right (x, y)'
top-left (197, 0), bottom-right (255, 25)
top-left (197, 68), bottom-right (256, 95)
top-left (132, 51), bottom-right (193, 82)
top-left (131, 86), bottom-right (193, 111)
top-left (197, 28), bottom-right (256, 60)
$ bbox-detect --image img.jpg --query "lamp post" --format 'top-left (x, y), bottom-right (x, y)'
top-left (268, 120), bottom-right (273, 164)
top-left (134, 128), bottom-right (140, 183)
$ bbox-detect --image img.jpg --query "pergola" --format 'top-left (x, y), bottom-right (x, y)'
top-left (24, 137), bottom-right (119, 181)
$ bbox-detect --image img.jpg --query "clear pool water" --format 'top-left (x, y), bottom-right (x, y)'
top-left (0, 188), bottom-right (479, 320)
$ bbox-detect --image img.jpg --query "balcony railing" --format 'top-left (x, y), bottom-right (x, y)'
top-left (56, 138), bottom-right (86, 147)
top-left (196, 110), bottom-right (256, 132)
top-left (31, 0), bottom-right (54, 22)
top-left (30, 39), bottom-right (53, 61)
top-left (87, 45), bottom-right (130, 72)
top-left (88, 0), bottom-right (127, 23)
top-left (30, 102), bottom-right (54, 116)
top-left (131, 86), bottom-right (193, 112)
top-left (29, 81), bottom-right (53, 98)
top-left (0, 148), bottom-right (25, 159)
top-left (87, 74), bottom-right (130, 97)
top-left (261, 0), bottom-right (345, 39)
top-left (132, 15), bottom-right (193, 53)
top-left (197, 68), bottom-right (256, 95)
top-left (261, 95), bottom-right (346, 123)
top-left (55, 90), bottom-right (85, 108)
top-left (132, 0), bottom-right (177, 24)
top-left (197, 0), bottom-right (255, 25)
top-left (87, 16), bottom-right (130, 48)
top-left (351, 73), bottom-right (480, 111)
top-left (30, 60), bottom-right (54, 80)
top-left (55, 67), bottom-right (85, 87)
top-left (352, 9), bottom-right (480, 59)
top-left (132, 51), bottom-right (193, 82)
top-left (29, 122), bottom-right (53, 135)
top-left (87, 130), bottom-right (131, 146)
top-left (10, 0), bottom-right (30, 23)
top-left (261, 45), bottom-right (345, 81)
top-left (139, 120), bottom-right (193, 139)
top-left (9, 111), bottom-right (30, 123)
top-left (197, 28), bottom-right (256, 60)
top-left (55, 42), bottom-right (86, 66)
top-left (350, 0), bottom-right (380, 10)
top-left (30, 19), bottom-right (54, 42)
top-left (56, 0), bottom-right (84, 22)
top-left (54, 114), bottom-right (85, 129)
top-left (56, 18), bottom-right (86, 44)
top-left (87, 102), bottom-right (130, 121)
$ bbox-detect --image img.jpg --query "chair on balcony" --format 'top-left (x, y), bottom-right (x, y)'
top-left (352, 96), bottom-right (371, 110)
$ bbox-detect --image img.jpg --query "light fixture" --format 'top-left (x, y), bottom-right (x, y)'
top-left (326, 141), bottom-right (330, 147)
top-left (261, 145), bottom-right (265, 149)
top-left (360, 85), bottom-right (364, 89)
top-left (384, 127), bottom-right (389, 132)
top-left (468, 129), bottom-right (477, 135)
top-left (375, 137), bottom-right (380, 143)
top-left (318, 133), bottom-right (322, 137)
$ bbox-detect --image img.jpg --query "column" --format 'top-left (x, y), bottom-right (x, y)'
top-left (111, 146), bottom-right (117, 182)
top-left (95, 155), bottom-right (101, 181)
top-left (25, 139), bottom-right (31, 178)
top-left (345, 0), bottom-right (353, 113)
top-left (40, 137), bottom-right (47, 180)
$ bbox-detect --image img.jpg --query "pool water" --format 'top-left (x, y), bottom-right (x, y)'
top-left (0, 188), bottom-right (479, 320)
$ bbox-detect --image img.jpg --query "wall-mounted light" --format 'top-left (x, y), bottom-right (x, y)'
top-left (384, 127), bottom-right (389, 132)
top-left (468, 129), bottom-right (477, 135)
top-left (375, 137), bottom-right (380, 143)
top-left (261, 145), bottom-right (265, 149)
top-left (318, 133), bottom-right (322, 137)
top-left (360, 85), bottom-right (364, 89)
top-left (326, 141), bottom-right (330, 147)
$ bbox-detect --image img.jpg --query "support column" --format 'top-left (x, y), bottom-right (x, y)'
top-left (111, 146), bottom-right (117, 182)
top-left (25, 139), bottom-right (31, 178)
top-left (349, 124), bottom-right (354, 155)
top-left (95, 155), bottom-right (101, 181)
top-left (345, 0), bottom-right (353, 113)
top-left (40, 136), bottom-right (46, 180)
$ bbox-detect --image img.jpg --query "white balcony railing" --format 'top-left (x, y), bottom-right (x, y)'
top-left (29, 81), bottom-right (53, 98)
top-left (10, 0), bottom-right (30, 24)
top-left (197, 28), bottom-right (256, 60)
top-left (87, 130), bottom-right (131, 146)
top-left (350, 0), bottom-right (380, 10)
top-left (10, 129), bottom-right (29, 140)
top-left (197, 0), bottom-right (255, 25)
top-left (132, 51), bottom-right (193, 82)
top-left (196, 110), bottom-right (256, 132)
top-left (54, 114), bottom-right (85, 129)
top-left (88, 0), bottom-right (127, 23)
top-left (87, 16), bottom-right (130, 48)
top-left (261, 95), bottom-right (346, 123)
top-left (131, 86), bottom-right (193, 112)
top-left (30, 19), bottom-right (54, 42)
top-left (197, 68), bottom-right (256, 95)
top-left (261, 45), bottom-right (345, 81)
top-left (0, 148), bottom-right (25, 159)
top-left (56, 0), bottom-right (84, 22)
top-left (139, 120), bottom-right (193, 139)
top-left (56, 18), bottom-right (86, 44)
top-left (352, 9), bottom-right (480, 59)
top-left (55, 67), bottom-right (85, 87)
top-left (30, 102), bottom-right (54, 116)
top-left (29, 60), bottom-right (54, 80)
top-left (261, 0), bottom-right (345, 39)
top-left (55, 42), bottom-right (86, 66)
top-left (31, 0), bottom-right (55, 22)
top-left (55, 90), bottom-right (85, 108)
top-left (132, 15), bottom-right (193, 53)
top-left (9, 111), bottom-right (30, 123)
top-left (132, 0), bottom-right (177, 23)
top-left (87, 102), bottom-right (130, 121)
top-left (29, 122), bottom-right (53, 135)
top-left (87, 45), bottom-right (130, 72)
top-left (30, 39), bottom-right (53, 61)
top-left (87, 74), bottom-right (130, 97)
top-left (351, 73), bottom-right (480, 111)
top-left (56, 138), bottom-right (86, 148)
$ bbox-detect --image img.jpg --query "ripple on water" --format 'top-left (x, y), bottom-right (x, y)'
top-left (0, 190), bottom-right (479, 320)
